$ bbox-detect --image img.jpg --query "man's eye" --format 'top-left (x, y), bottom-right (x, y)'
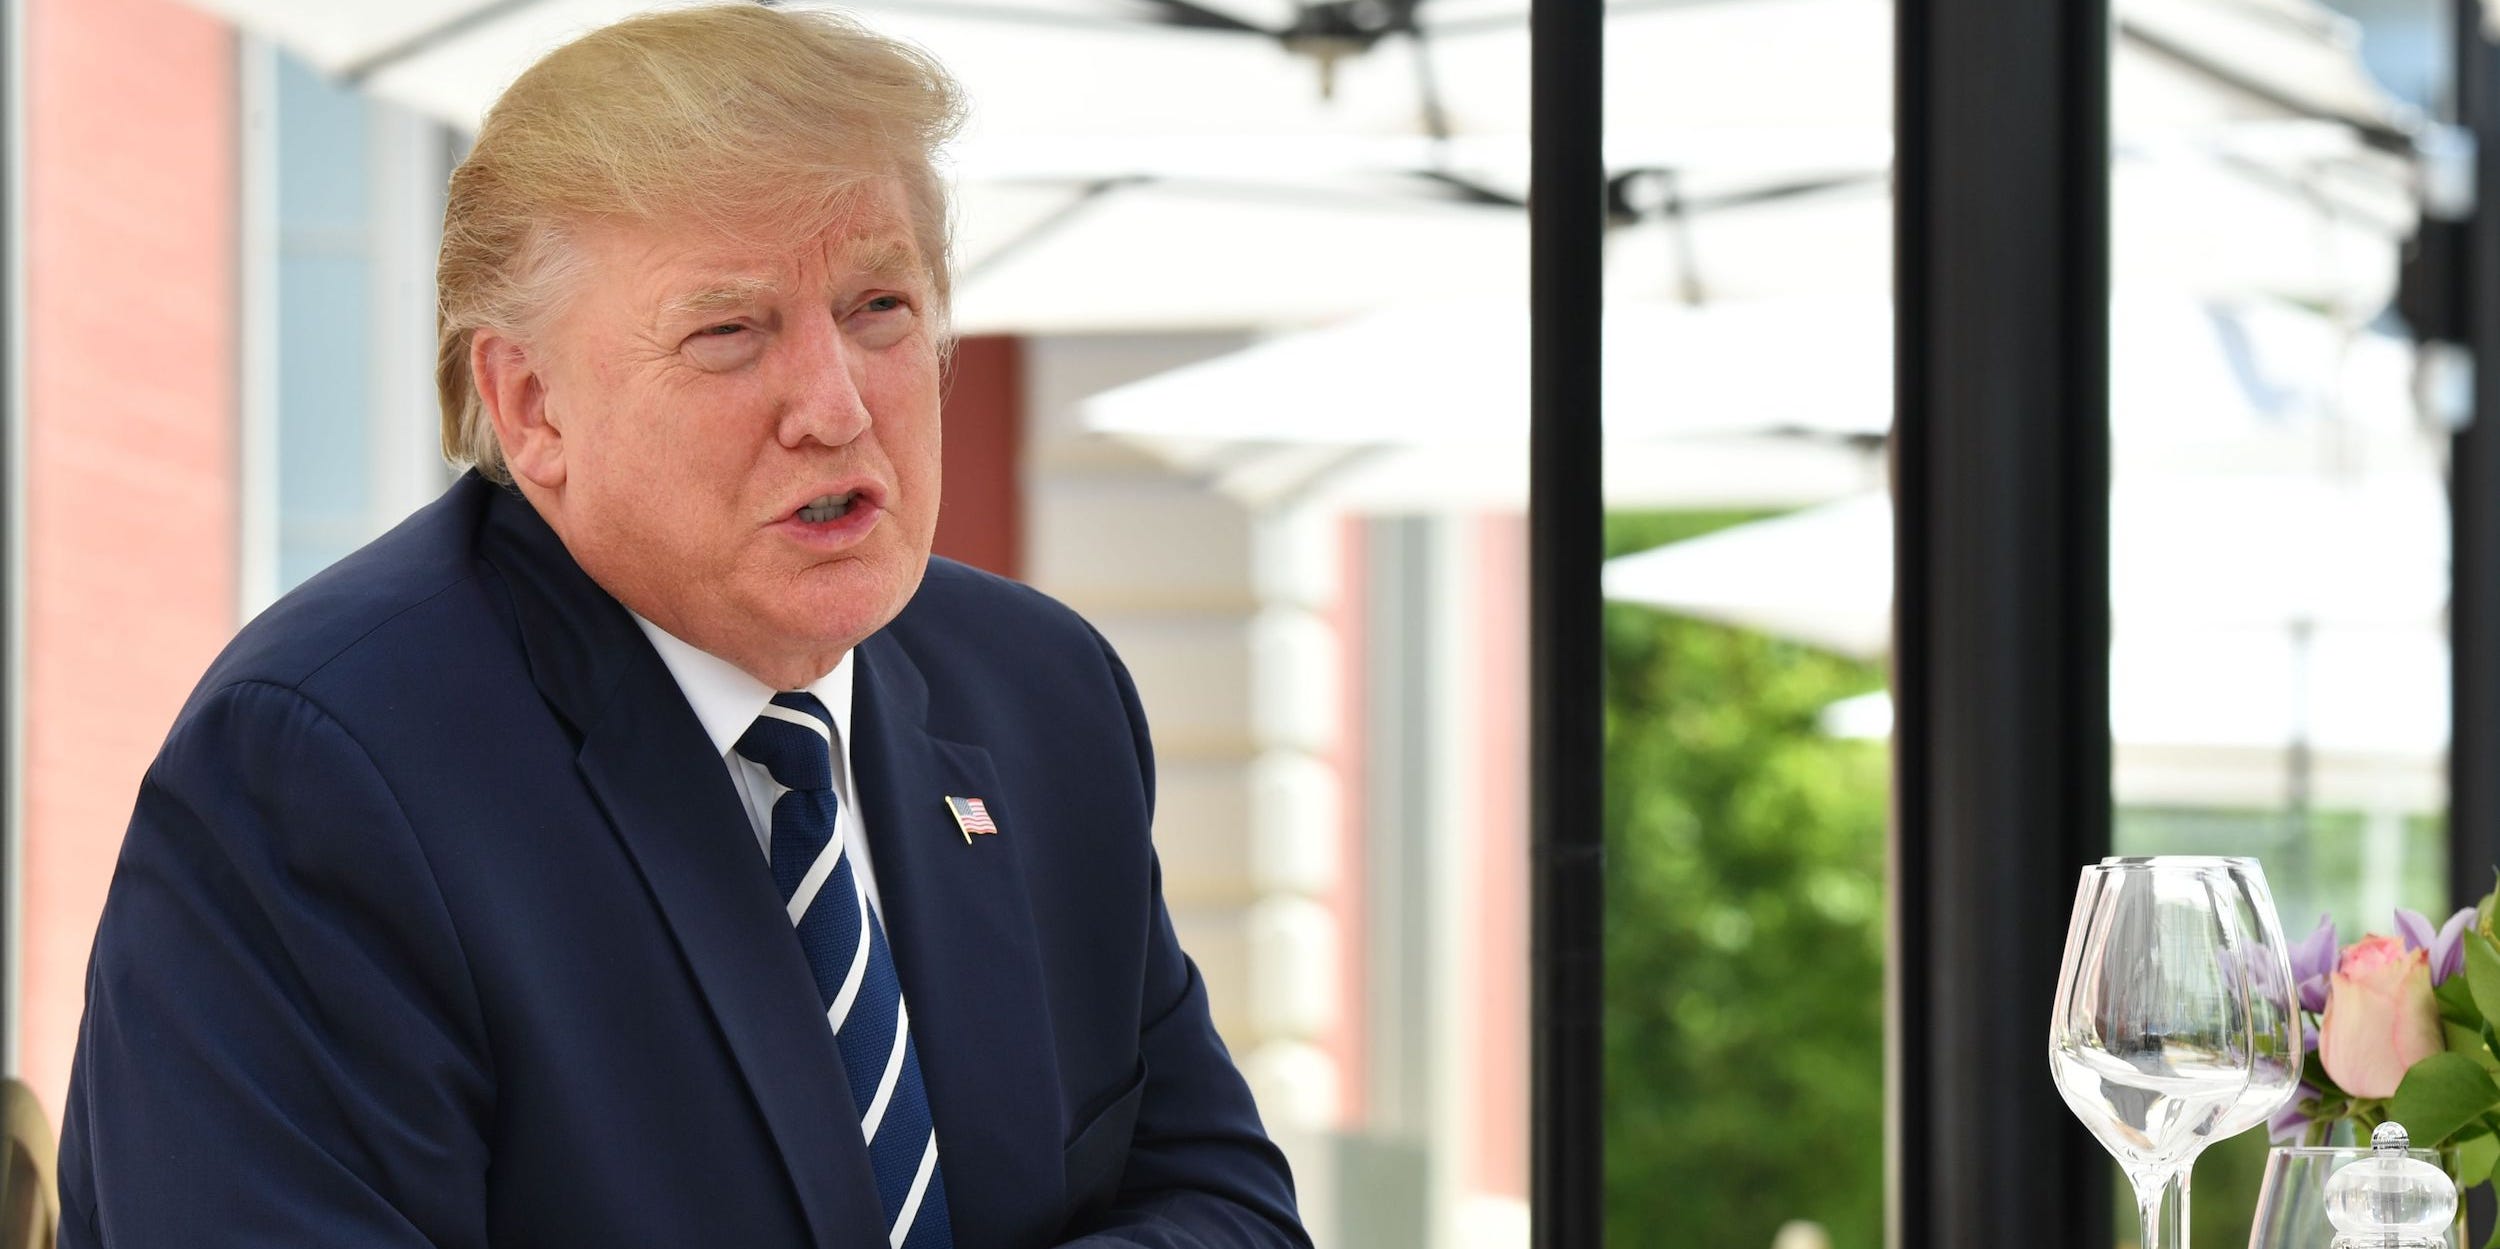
top-left (701, 324), bottom-right (745, 336)
top-left (863, 296), bottom-right (905, 314)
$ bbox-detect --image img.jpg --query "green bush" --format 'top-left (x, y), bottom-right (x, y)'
top-left (1604, 511), bottom-right (1888, 1248)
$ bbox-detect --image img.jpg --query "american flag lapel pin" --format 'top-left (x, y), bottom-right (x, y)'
top-left (945, 795), bottom-right (999, 844)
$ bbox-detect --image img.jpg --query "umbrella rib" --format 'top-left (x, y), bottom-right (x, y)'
top-left (2113, 16), bottom-right (2416, 156)
top-left (959, 178), bottom-right (1138, 285)
top-left (1404, 6), bottom-right (1457, 144)
top-left (1133, 0), bottom-right (1275, 35)
top-left (1414, 169), bottom-right (1525, 209)
top-left (838, 0), bottom-right (1246, 35)
top-left (339, 0), bottom-right (552, 85)
top-left (2201, 147), bottom-right (2416, 238)
top-left (1422, 0), bottom-right (1714, 40)
top-left (970, 172), bottom-right (1508, 212)
top-left (1683, 171), bottom-right (1887, 214)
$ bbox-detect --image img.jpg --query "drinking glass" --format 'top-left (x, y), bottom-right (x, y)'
top-left (2245, 1145), bottom-right (2464, 1249)
top-left (2111, 857), bottom-right (2304, 1245)
top-left (2051, 859), bottom-right (2271, 1249)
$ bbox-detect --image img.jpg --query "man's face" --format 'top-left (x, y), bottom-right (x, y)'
top-left (493, 180), bottom-right (943, 687)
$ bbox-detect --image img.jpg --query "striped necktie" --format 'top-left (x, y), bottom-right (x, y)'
top-left (736, 691), bottom-right (953, 1249)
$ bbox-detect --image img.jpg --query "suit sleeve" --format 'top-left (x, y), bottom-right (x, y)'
top-left (1055, 637), bottom-right (1314, 1249)
top-left (58, 680), bottom-right (494, 1249)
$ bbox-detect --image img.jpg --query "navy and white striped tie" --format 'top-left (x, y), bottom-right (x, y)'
top-left (737, 692), bottom-right (953, 1249)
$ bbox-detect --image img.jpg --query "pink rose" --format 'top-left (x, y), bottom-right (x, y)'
top-left (2318, 934), bottom-right (2445, 1099)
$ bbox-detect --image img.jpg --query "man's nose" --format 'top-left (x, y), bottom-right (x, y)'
top-left (776, 311), bottom-right (874, 449)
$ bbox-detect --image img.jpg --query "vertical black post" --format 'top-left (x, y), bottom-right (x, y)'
top-left (1893, 0), bottom-right (2111, 1246)
top-left (2454, 0), bottom-right (2500, 914)
top-left (1528, 0), bottom-right (1602, 1245)
top-left (2452, 5), bottom-right (2500, 1238)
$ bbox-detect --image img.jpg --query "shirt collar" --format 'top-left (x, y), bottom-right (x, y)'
top-left (628, 612), bottom-right (855, 762)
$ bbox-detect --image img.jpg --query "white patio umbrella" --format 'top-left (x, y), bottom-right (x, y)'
top-left (958, 130), bottom-right (2410, 331)
top-left (1605, 478), bottom-right (2453, 809)
top-left (1081, 289), bottom-right (2429, 508)
top-left (183, 0), bottom-right (2415, 144)
top-left (1818, 629), bottom-right (2448, 811)
top-left (175, 0), bottom-right (2418, 331)
top-left (1602, 478), bottom-right (2448, 654)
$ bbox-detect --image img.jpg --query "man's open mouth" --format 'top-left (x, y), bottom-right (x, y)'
top-left (797, 493), bottom-right (858, 523)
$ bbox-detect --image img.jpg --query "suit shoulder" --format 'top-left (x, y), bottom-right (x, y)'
top-left (895, 557), bottom-right (1105, 650)
top-left (186, 479), bottom-right (505, 709)
top-left (881, 558), bottom-right (1139, 725)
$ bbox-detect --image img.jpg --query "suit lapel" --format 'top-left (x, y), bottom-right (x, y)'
top-left (480, 487), bottom-right (879, 1249)
top-left (853, 632), bottom-right (1066, 1249)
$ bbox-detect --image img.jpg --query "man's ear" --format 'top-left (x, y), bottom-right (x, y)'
top-left (472, 328), bottom-right (564, 490)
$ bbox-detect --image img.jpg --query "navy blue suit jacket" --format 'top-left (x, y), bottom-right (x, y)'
top-left (57, 474), bottom-right (1308, 1248)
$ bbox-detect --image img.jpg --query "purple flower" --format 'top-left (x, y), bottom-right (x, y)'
top-left (2269, 1082), bottom-right (2321, 1144)
top-left (2395, 906), bottom-right (2478, 986)
top-left (2292, 914), bottom-right (2338, 1012)
top-left (2302, 1017), bottom-right (2318, 1055)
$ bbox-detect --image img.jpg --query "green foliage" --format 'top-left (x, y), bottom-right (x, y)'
top-left (2181, 1133), bottom-right (2271, 1249)
top-left (1603, 511), bottom-right (1888, 1249)
top-left (2470, 932), bottom-right (2500, 1033)
top-left (2389, 1054), bottom-right (2500, 1148)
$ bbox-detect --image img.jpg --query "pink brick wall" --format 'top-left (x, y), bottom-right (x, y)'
top-left (20, 0), bottom-right (238, 1123)
top-left (1468, 515), bottom-right (1529, 1200)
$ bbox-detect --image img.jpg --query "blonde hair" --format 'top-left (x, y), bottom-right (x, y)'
top-left (436, 3), bottom-right (966, 482)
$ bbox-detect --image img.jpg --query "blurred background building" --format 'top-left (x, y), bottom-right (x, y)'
top-left (0, 0), bottom-right (2461, 1245)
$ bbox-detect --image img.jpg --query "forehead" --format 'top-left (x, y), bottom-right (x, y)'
top-left (587, 186), bottom-right (927, 311)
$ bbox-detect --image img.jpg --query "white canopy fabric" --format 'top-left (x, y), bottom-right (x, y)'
top-left (1082, 290), bottom-right (2428, 509)
top-left (1819, 629), bottom-right (2447, 764)
top-left (1819, 629), bottom-right (2447, 811)
top-left (1606, 479), bottom-right (2453, 808)
top-left (1600, 478), bottom-right (2449, 656)
top-left (181, 0), bottom-right (2417, 144)
top-left (176, 0), bottom-right (2419, 332)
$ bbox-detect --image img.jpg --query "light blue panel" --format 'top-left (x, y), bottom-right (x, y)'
top-left (276, 55), bottom-right (368, 231)
top-left (273, 52), bottom-right (374, 591)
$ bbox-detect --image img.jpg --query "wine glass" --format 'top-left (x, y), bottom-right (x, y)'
top-left (2051, 858), bottom-right (2273, 1249)
top-left (2107, 857), bottom-right (2304, 1245)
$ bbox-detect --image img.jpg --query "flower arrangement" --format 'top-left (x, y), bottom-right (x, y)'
top-left (2276, 894), bottom-right (2500, 1209)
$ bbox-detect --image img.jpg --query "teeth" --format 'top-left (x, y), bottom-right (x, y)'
top-left (797, 493), bottom-right (856, 524)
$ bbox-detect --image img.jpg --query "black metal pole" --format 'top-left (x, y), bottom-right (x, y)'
top-left (2453, 0), bottom-right (2500, 913)
top-left (2450, 5), bottom-right (2500, 1236)
top-left (1893, 0), bottom-right (2111, 1243)
top-left (1528, 0), bottom-right (1602, 1243)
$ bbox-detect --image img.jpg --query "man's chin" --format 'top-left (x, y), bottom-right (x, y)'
top-left (767, 596), bottom-right (905, 660)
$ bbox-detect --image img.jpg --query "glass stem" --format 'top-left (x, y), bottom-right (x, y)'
top-left (2166, 1165), bottom-right (2192, 1249)
top-left (2137, 1172), bottom-right (2170, 1249)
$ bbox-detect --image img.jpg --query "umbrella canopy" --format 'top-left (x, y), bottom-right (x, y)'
top-left (1818, 628), bottom-right (2447, 761)
top-left (1082, 290), bottom-right (2428, 508)
top-left (1606, 478), bottom-right (2452, 808)
top-left (182, 0), bottom-right (2416, 145)
top-left (1601, 477), bottom-right (2448, 655)
top-left (176, 0), bottom-right (2419, 331)
top-left (1818, 628), bottom-right (2447, 810)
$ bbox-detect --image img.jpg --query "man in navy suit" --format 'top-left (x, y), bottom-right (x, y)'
top-left (56, 6), bottom-right (1308, 1247)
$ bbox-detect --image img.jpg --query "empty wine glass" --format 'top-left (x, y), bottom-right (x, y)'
top-left (2106, 857), bottom-right (2304, 1245)
top-left (2052, 858), bottom-right (2273, 1249)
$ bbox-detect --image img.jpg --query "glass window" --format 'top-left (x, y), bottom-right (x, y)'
top-left (247, 44), bottom-right (455, 606)
top-left (2104, 0), bottom-right (2444, 1240)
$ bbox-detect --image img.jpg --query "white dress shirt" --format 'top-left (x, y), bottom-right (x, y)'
top-left (630, 613), bottom-right (884, 914)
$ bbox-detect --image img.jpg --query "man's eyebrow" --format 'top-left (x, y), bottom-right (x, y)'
top-left (847, 238), bottom-right (923, 284)
top-left (659, 275), bottom-right (779, 321)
